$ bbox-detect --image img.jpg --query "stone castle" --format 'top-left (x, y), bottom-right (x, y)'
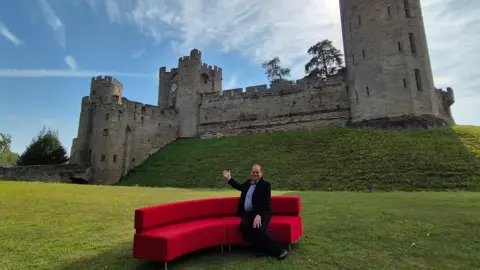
top-left (70, 0), bottom-right (455, 185)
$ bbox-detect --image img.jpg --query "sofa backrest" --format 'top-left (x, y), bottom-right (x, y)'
top-left (217, 197), bottom-right (239, 216)
top-left (217, 196), bottom-right (301, 216)
top-left (271, 196), bottom-right (302, 215)
top-left (134, 197), bottom-right (222, 233)
top-left (134, 195), bottom-right (302, 233)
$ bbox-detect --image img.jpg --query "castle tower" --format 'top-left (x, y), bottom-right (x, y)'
top-left (70, 96), bottom-right (92, 165)
top-left (157, 49), bottom-right (222, 138)
top-left (90, 76), bottom-right (123, 103)
top-left (340, 0), bottom-right (446, 127)
top-left (88, 94), bottom-right (127, 185)
top-left (158, 67), bottom-right (178, 110)
top-left (176, 49), bottom-right (202, 138)
top-left (70, 76), bottom-right (127, 184)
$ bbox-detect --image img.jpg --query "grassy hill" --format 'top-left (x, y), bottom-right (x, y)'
top-left (118, 125), bottom-right (480, 191)
top-left (1, 181), bottom-right (479, 269)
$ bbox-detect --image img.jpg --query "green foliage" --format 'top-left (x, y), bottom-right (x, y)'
top-left (261, 57), bottom-right (291, 85)
top-left (0, 133), bottom-right (12, 152)
top-left (118, 125), bottom-right (480, 191)
top-left (0, 152), bottom-right (19, 167)
top-left (0, 133), bottom-right (19, 167)
top-left (305, 39), bottom-right (344, 79)
top-left (16, 126), bottom-right (69, 166)
top-left (1, 182), bottom-right (480, 269)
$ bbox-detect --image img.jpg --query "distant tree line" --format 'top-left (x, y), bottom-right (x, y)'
top-left (261, 39), bottom-right (344, 85)
top-left (0, 126), bottom-right (69, 167)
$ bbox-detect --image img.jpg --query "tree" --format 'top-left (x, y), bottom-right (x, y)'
top-left (16, 126), bottom-right (69, 166)
top-left (0, 133), bottom-right (12, 152)
top-left (0, 133), bottom-right (18, 167)
top-left (262, 57), bottom-right (291, 85)
top-left (304, 39), bottom-right (344, 80)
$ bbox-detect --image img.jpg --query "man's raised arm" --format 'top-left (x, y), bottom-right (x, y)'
top-left (222, 170), bottom-right (245, 191)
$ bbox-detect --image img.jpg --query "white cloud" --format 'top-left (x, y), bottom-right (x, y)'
top-left (122, 0), bottom-right (341, 67)
top-left (224, 75), bottom-right (238, 90)
top-left (0, 69), bottom-right (152, 78)
top-left (39, 0), bottom-right (66, 49)
top-left (81, 0), bottom-right (479, 126)
top-left (64, 55), bottom-right (77, 70)
top-left (420, 0), bottom-right (480, 125)
top-left (0, 22), bottom-right (24, 47)
top-left (104, 0), bottom-right (122, 23)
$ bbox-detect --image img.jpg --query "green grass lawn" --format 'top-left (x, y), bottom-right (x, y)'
top-left (118, 125), bottom-right (480, 191)
top-left (1, 181), bottom-right (479, 270)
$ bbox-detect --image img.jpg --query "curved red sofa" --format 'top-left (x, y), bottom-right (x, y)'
top-left (132, 196), bottom-right (302, 268)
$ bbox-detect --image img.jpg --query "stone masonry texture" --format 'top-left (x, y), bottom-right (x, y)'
top-left (0, 164), bottom-right (90, 184)
top-left (69, 0), bottom-right (456, 185)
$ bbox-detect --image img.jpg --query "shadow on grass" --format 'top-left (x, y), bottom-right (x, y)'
top-left (56, 242), bottom-right (302, 270)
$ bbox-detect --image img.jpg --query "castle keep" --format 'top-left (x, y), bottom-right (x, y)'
top-left (70, 0), bottom-right (455, 185)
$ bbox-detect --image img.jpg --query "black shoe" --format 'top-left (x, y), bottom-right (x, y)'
top-left (278, 249), bottom-right (289, 260)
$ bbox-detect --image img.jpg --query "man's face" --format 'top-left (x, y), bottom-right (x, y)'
top-left (251, 165), bottom-right (262, 181)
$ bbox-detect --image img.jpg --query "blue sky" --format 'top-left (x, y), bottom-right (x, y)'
top-left (0, 0), bottom-right (479, 155)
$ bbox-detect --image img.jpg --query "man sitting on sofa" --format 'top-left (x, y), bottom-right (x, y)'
top-left (222, 164), bottom-right (289, 260)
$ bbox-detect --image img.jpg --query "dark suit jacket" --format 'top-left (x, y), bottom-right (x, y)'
top-left (228, 177), bottom-right (272, 219)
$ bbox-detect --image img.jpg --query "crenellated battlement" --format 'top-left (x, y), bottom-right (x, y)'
top-left (91, 94), bottom-right (163, 118)
top-left (91, 75), bottom-right (123, 86)
top-left (201, 63), bottom-right (223, 76)
top-left (436, 87), bottom-right (455, 106)
top-left (202, 76), bottom-right (346, 102)
top-left (159, 67), bottom-right (178, 76)
top-left (89, 75), bottom-right (123, 103)
top-left (178, 48), bottom-right (202, 64)
top-left (178, 56), bottom-right (191, 63)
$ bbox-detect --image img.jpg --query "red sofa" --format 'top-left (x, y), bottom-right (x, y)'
top-left (133, 196), bottom-right (302, 268)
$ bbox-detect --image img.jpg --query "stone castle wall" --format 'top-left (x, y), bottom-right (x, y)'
top-left (0, 164), bottom-right (89, 184)
top-left (70, 94), bottom-right (178, 185)
top-left (199, 74), bottom-right (351, 138)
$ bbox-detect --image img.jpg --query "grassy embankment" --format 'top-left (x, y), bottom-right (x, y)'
top-left (119, 125), bottom-right (480, 191)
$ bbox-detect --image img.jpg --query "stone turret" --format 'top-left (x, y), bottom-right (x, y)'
top-left (90, 76), bottom-right (123, 104)
top-left (70, 96), bottom-right (92, 165)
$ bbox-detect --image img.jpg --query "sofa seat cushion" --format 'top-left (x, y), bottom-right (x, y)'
top-left (222, 215), bottom-right (302, 245)
top-left (222, 216), bottom-right (243, 245)
top-left (269, 215), bottom-right (303, 243)
top-left (133, 218), bottom-right (226, 262)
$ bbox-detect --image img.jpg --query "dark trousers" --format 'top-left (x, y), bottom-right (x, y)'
top-left (239, 211), bottom-right (283, 257)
